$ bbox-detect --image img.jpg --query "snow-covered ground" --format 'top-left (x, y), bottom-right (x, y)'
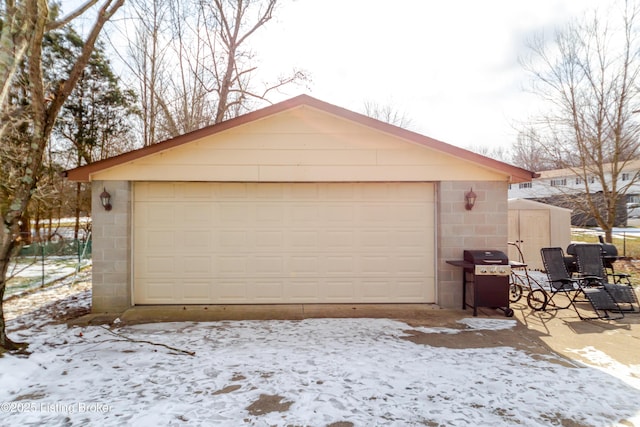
top-left (1, 275), bottom-right (640, 426)
top-left (4, 257), bottom-right (89, 298)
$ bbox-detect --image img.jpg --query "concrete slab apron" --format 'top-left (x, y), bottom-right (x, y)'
top-left (510, 299), bottom-right (640, 367)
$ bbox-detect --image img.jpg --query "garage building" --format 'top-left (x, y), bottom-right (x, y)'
top-left (64, 95), bottom-right (535, 314)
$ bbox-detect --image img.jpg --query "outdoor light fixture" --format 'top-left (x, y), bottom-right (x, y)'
top-left (100, 188), bottom-right (112, 211)
top-left (464, 187), bottom-right (477, 211)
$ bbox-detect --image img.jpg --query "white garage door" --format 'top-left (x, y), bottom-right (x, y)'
top-left (133, 182), bottom-right (435, 304)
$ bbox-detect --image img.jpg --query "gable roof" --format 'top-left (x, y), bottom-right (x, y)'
top-left (63, 94), bottom-right (536, 183)
top-left (508, 198), bottom-right (572, 212)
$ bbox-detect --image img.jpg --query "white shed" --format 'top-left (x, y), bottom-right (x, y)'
top-left (508, 198), bottom-right (572, 270)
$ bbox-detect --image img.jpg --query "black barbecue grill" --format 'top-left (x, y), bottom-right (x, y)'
top-left (447, 250), bottom-right (513, 317)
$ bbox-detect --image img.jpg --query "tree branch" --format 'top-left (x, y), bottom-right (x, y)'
top-left (46, 0), bottom-right (99, 31)
top-left (99, 326), bottom-right (196, 356)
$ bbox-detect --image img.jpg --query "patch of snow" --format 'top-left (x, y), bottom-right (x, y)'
top-left (1, 273), bottom-right (639, 426)
top-left (5, 258), bottom-right (90, 299)
top-left (412, 326), bottom-right (462, 334)
top-left (413, 318), bottom-right (518, 335)
top-left (1, 316), bottom-right (640, 425)
top-left (457, 318), bottom-right (517, 330)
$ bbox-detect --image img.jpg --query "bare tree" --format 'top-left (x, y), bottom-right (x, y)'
top-left (0, 0), bottom-right (124, 351)
top-left (522, 0), bottom-right (640, 241)
top-left (121, 0), bottom-right (307, 144)
top-left (510, 127), bottom-right (558, 171)
top-left (203, 0), bottom-right (307, 124)
top-left (468, 144), bottom-right (512, 164)
top-left (363, 100), bottom-right (414, 129)
top-left (124, 0), bottom-right (171, 145)
top-left (0, 0), bottom-right (99, 139)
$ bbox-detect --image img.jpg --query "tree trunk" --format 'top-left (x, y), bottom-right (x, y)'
top-left (0, 231), bottom-right (24, 351)
top-left (19, 214), bottom-right (31, 245)
top-left (0, 0), bottom-right (125, 351)
top-left (604, 229), bottom-right (613, 244)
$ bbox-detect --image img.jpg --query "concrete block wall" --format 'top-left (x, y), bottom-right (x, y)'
top-left (91, 180), bottom-right (132, 312)
top-left (437, 181), bottom-right (509, 309)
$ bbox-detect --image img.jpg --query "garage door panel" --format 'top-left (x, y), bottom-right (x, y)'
top-left (395, 230), bottom-right (430, 248)
top-left (395, 256), bottom-right (430, 275)
top-left (184, 205), bottom-right (213, 224)
top-left (253, 281), bottom-right (284, 301)
top-left (186, 230), bottom-right (211, 249)
top-left (324, 256), bottom-right (356, 274)
top-left (360, 230), bottom-right (390, 248)
top-left (319, 231), bottom-right (353, 247)
top-left (325, 205), bottom-right (354, 222)
top-left (137, 279), bottom-right (176, 302)
top-left (285, 281), bottom-right (319, 301)
top-left (134, 182), bottom-right (435, 304)
top-left (322, 280), bottom-right (356, 301)
top-left (359, 205), bottom-right (395, 222)
top-left (219, 230), bottom-right (248, 247)
top-left (182, 282), bottom-right (211, 301)
top-left (183, 257), bottom-right (212, 274)
top-left (217, 281), bottom-right (248, 302)
top-left (144, 230), bottom-right (176, 248)
top-left (139, 206), bottom-right (176, 226)
top-left (291, 205), bottom-right (319, 222)
top-left (291, 231), bottom-right (319, 248)
top-left (289, 256), bottom-right (319, 274)
top-left (219, 204), bottom-right (248, 222)
top-left (143, 256), bottom-right (176, 274)
top-left (255, 231), bottom-right (284, 248)
top-left (253, 256), bottom-right (284, 275)
top-left (218, 256), bottom-right (247, 275)
top-left (396, 279), bottom-right (433, 300)
top-left (361, 256), bottom-right (391, 274)
top-left (256, 204), bottom-right (285, 222)
top-left (359, 280), bottom-right (389, 299)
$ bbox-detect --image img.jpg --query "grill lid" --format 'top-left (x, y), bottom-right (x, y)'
top-left (464, 250), bottom-right (509, 265)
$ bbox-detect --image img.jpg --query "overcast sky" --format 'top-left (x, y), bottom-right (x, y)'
top-left (250, 0), bottom-right (606, 151)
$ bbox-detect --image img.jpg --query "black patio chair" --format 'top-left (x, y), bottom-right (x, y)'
top-left (597, 236), bottom-right (631, 284)
top-left (539, 247), bottom-right (624, 320)
top-left (572, 244), bottom-right (639, 313)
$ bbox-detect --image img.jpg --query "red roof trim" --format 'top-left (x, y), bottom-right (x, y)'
top-left (63, 94), bottom-right (536, 182)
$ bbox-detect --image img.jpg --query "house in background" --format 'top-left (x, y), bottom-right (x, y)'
top-left (64, 95), bottom-right (535, 315)
top-left (508, 162), bottom-right (640, 226)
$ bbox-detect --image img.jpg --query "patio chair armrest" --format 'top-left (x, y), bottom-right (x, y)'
top-left (554, 277), bottom-right (578, 284)
top-left (576, 274), bottom-right (603, 281)
top-left (612, 272), bottom-right (631, 278)
top-left (611, 272), bottom-right (632, 285)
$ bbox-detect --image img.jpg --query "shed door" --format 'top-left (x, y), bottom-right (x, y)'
top-left (133, 182), bottom-right (435, 304)
top-left (508, 209), bottom-right (550, 270)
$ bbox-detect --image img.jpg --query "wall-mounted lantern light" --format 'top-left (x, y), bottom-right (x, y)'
top-left (100, 188), bottom-right (112, 211)
top-left (464, 187), bottom-right (477, 211)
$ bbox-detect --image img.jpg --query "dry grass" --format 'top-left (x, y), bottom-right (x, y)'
top-left (571, 228), bottom-right (640, 283)
top-left (571, 230), bottom-right (640, 258)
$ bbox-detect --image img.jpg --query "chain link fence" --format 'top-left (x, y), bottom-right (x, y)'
top-left (5, 237), bottom-right (92, 299)
top-left (18, 238), bottom-right (92, 258)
